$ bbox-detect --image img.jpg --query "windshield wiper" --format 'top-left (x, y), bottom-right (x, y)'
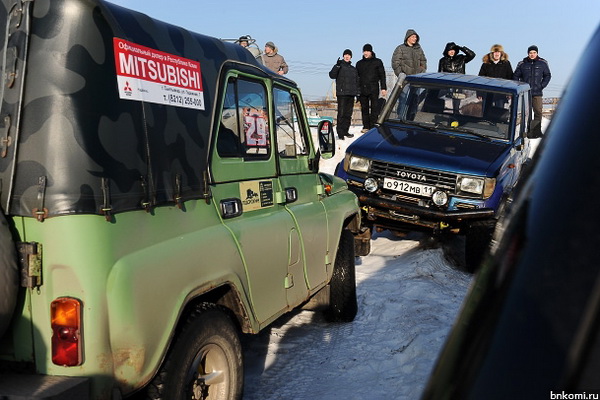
top-left (441, 125), bottom-right (492, 141)
top-left (397, 120), bottom-right (438, 132)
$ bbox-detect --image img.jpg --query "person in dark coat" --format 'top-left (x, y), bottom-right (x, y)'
top-left (356, 44), bottom-right (387, 132)
top-left (478, 44), bottom-right (513, 79)
top-left (438, 42), bottom-right (475, 74)
top-left (513, 45), bottom-right (551, 137)
top-left (391, 29), bottom-right (427, 76)
top-left (329, 49), bottom-right (359, 139)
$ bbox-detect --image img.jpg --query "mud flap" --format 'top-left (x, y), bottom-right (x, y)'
top-left (354, 227), bottom-right (371, 256)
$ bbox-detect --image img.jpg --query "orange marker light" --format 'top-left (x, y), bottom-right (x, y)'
top-left (51, 297), bottom-right (83, 366)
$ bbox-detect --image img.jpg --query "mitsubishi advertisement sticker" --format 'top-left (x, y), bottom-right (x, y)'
top-left (114, 38), bottom-right (205, 110)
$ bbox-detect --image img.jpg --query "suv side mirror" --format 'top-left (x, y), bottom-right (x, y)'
top-left (317, 120), bottom-right (335, 159)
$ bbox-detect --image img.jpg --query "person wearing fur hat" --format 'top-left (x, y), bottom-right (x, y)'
top-left (513, 45), bottom-right (551, 137)
top-left (478, 44), bottom-right (513, 80)
top-left (262, 41), bottom-right (288, 75)
top-left (329, 49), bottom-right (359, 139)
top-left (438, 42), bottom-right (475, 74)
top-left (356, 44), bottom-right (387, 132)
top-left (391, 29), bottom-right (427, 76)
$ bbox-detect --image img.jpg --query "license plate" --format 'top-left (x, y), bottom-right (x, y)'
top-left (383, 177), bottom-right (436, 197)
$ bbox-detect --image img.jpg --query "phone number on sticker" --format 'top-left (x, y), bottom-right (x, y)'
top-left (165, 94), bottom-right (203, 108)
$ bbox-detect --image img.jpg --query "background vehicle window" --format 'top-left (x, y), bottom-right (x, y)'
top-left (515, 95), bottom-right (523, 135)
top-left (217, 78), bottom-right (270, 158)
top-left (274, 88), bottom-right (308, 157)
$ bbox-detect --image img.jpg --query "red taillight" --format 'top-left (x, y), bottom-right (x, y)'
top-left (51, 297), bottom-right (83, 366)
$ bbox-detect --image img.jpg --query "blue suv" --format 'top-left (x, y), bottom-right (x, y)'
top-left (335, 72), bottom-right (533, 271)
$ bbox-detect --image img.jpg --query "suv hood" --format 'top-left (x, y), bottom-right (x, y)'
top-left (349, 124), bottom-right (511, 176)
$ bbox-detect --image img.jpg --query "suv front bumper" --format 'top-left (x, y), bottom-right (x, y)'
top-left (357, 193), bottom-right (494, 231)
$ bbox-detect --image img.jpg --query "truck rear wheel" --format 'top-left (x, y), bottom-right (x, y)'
top-left (0, 210), bottom-right (18, 339)
top-left (325, 230), bottom-right (358, 322)
top-left (147, 303), bottom-right (243, 400)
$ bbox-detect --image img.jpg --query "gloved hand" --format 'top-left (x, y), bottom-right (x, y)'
top-left (336, 57), bottom-right (342, 66)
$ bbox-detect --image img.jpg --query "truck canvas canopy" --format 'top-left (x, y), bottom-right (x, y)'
top-left (0, 0), bottom-right (262, 218)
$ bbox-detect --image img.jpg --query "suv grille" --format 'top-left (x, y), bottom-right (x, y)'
top-left (370, 161), bottom-right (457, 191)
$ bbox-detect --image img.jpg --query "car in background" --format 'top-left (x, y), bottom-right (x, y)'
top-left (306, 107), bottom-right (334, 127)
top-left (421, 25), bottom-right (600, 399)
top-left (335, 72), bottom-right (533, 271)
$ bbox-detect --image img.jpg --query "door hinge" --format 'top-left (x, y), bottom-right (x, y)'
top-left (17, 241), bottom-right (42, 288)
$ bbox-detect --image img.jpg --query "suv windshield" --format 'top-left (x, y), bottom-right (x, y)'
top-left (387, 84), bottom-right (513, 140)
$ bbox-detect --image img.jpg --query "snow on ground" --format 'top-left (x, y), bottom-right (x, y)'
top-left (242, 121), bottom-right (547, 400)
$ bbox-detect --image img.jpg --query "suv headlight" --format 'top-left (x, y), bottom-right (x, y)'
top-left (345, 155), bottom-right (371, 174)
top-left (458, 176), bottom-right (496, 198)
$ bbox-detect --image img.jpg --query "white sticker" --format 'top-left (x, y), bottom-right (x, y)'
top-left (113, 38), bottom-right (205, 110)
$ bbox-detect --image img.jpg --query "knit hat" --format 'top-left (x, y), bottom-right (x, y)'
top-left (343, 49), bottom-right (352, 57)
top-left (265, 41), bottom-right (276, 50)
top-left (490, 44), bottom-right (504, 53)
top-left (363, 43), bottom-right (373, 52)
top-left (528, 45), bottom-right (539, 53)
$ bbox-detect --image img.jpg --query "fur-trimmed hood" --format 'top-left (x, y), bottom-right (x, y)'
top-left (482, 52), bottom-right (509, 63)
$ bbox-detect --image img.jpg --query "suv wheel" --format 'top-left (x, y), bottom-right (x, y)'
top-left (147, 303), bottom-right (243, 400)
top-left (325, 230), bottom-right (358, 322)
top-left (465, 220), bottom-right (496, 273)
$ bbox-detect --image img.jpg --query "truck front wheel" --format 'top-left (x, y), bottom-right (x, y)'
top-left (148, 303), bottom-right (243, 400)
top-left (325, 230), bottom-right (358, 322)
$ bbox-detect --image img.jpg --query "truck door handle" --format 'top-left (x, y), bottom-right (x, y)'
top-left (220, 198), bottom-right (242, 219)
top-left (285, 187), bottom-right (297, 204)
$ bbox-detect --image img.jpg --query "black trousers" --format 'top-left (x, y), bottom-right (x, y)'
top-left (336, 95), bottom-right (355, 138)
top-left (359, 91), bottom-right (380, 130)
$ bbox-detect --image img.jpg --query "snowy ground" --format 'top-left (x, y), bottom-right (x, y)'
top-left (242, 121), bottom-right (546, 399)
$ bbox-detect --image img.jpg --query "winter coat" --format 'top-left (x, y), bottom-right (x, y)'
top-left (356, 53), bottom-right (387, 95)
top-left (329, 60), bottom-right (359, 96)
top-left (262, 51), bottom-right (289, 74)
top-left (513, 56), bottom-right (551, 97)
top-left (391, 29), bottom-right (427, 76)
top-left (478, 51), bottom-right (513, 80)
top-left (437, 42), bottom-right (475, 74)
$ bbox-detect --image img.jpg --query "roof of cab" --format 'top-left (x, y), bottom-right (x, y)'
top-left (406, 72), bottom-right (530, 93)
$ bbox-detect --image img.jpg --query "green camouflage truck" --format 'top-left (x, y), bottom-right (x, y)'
top-left (0, 0), bottom-right (364, 398)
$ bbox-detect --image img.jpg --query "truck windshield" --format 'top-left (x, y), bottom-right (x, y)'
top-left (387, 84), bottom-right (513, 140)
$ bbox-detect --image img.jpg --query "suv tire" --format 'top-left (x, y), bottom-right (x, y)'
top-left (147, 303), bottom-right (243, 400)
top-left (465, 220), bottom-right (496, 273)
top-left (0, 210), bottom-right (18, 339)
top-left (325, 230), bottom-right (358, 322)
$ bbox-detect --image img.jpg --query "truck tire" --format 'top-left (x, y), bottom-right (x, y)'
top-left (325, 230), bottom-right (358, 322)
top-left (465, 220), bottom-right (496, 273)
top-left (0, 210), bottom-right (18, 339)
top-left (147, 303), bottom-right (243, 400)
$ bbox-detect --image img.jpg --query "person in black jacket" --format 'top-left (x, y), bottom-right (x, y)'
top-left (513, 45), bottom-right (551, 137)
top-left (438, 42), bottom-right (475, 74)
top-left (329, 49), bottom-right (359, 139)
top-left (356, 44), bottom-right (387, 132)
top-left (478, 44), bottom-right (513, 79)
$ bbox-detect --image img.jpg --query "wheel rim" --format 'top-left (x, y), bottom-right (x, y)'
top-left (187, 343), bottom-right (230, 400)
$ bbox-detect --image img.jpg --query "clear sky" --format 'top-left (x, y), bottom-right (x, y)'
top-left (111, 0), bottom-right (598, 100)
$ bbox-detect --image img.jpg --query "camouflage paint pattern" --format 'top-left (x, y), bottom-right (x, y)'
top-left (0, 0), bottom-right (276, 219)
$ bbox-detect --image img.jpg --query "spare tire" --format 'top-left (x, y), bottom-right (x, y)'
top-left (0, 209), bottom-right (18, 339)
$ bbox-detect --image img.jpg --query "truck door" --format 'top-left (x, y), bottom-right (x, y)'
top-left (211, 75), bottom-right (301, 323)
top-left (273, 86), bottom-right (329, 299)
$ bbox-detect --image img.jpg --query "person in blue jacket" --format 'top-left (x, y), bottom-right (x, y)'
top-left (513, 45), bottom-right (551, 137)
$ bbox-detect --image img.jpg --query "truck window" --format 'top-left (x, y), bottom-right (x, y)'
top-left (274, 87), bottom-right (308, 158)
top-left (217, 78), bottom-right (270, 158)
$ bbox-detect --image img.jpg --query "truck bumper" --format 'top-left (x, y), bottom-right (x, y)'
top-left (358, 194), bottom-right (494, 230)
top-left (0, 374), bottom-right (90, 399)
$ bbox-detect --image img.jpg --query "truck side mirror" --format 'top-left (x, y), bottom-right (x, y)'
top-left (317, 120), bottom-right (335, 159)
